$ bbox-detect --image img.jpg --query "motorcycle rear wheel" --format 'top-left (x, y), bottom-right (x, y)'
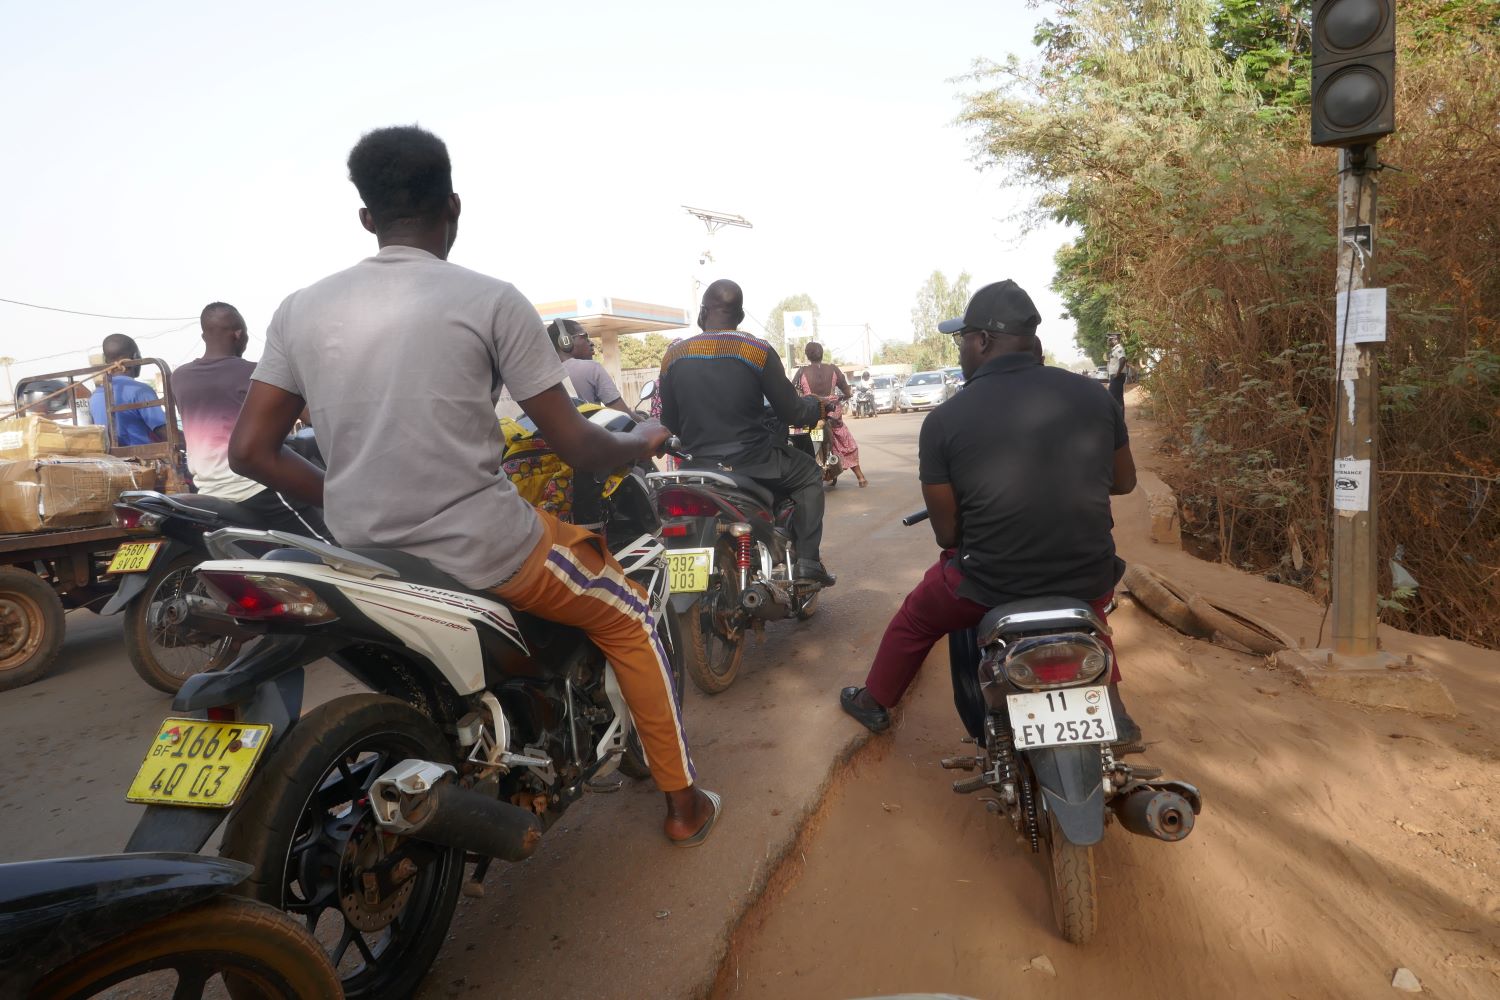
top-left (681, 540), bottom-right (745, 695)
top-left (29, 895), bottom-right (340, 999)
top-left (220, 694), bottom-right (465, 999)
top-left (124, 553), bottom-right (239, 693)
top-left (1046, 812), bottom-right (1099, 944)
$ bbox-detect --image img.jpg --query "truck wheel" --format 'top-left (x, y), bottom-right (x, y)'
top-left (0, 567), bottom-right (65, 692)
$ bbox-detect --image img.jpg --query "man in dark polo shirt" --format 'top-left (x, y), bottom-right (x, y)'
top-left (839, 279), bottom-right (1141, 742)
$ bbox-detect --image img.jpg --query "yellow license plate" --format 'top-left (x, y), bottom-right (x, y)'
top-left (108, 541), bottom-right (164, 574)
top-left (810, 428), bottom-right (825, 442)
top-left (667, 548), bottom-right (714, 594)
top-left (126, 718), bottom-right (272, 808)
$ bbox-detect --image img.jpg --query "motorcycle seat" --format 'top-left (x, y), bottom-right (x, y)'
top-left (978, 596), bottom-right (1106, 644)
top-left (680, 465), bottom-right (776, 509)
top-left (166, 493), bottom-right (264, 528)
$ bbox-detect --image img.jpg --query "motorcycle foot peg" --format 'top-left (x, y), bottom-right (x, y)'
top-left (940, 756), bottom-right (978, 771)
top-left (952, 774), bottom-right (989, 794)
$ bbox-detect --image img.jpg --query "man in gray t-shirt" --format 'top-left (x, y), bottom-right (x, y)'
top-left (229, 125), bottom-right (720, 846)
top-left (550, 319), bottom-right (630, 414)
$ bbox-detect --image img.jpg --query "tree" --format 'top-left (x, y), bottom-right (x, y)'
top-left (618, 332), bottom-right (675, 371)
top-left (908, 270), bottom-right (971, 369)
top-left (762, 294), bottom-right (821, 362)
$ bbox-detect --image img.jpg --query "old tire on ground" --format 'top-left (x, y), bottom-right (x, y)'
top-left (1121, 564), bottom-right (1210, 638)
top-left (1185, 594), bottom-right (1291, 655)
top-left (220, 693), bottom-right (464, 1000)
top-left (681, 539), bottom-right (746, 695)
top-left (621, 605), bottom-right (688, 780)
top-left (29, 894), bottom-right (341, 999)
top-left (124, 553), bottom-right (239, 693)
top-left (0, 566), bottom-right (65, 692)
top-left (1047, 813), bottom-right (1098, 945)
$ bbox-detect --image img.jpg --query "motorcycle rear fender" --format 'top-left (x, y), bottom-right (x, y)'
top-left (1029, 744), bottom-right (1106, 846)
top-left (99, 539), bottom-right (195, 615)
top-left (0, 853), bottom-right (251, 994)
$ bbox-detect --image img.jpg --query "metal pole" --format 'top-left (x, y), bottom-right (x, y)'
top-left (1330, 144), bottom-right (1380, 656)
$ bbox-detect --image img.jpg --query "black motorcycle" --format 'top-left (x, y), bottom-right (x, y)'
top-left (102, 430), bottom-right (326, 693)
top-left (852, 383), bottom-right (876, 418)
top-left (0, 852), bottom-right (339, 998)
top-left (903, 508), bottom-right (1201, 944)
top-left (648, 456), bottom-right (823, 694)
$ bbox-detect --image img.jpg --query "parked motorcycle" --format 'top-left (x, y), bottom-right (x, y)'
top-left (902, 508), bottom-right (1201, 944)
top-left (119, 430), bottom-right (684, 998)
top-left (852, 383), bottom-right (876, 419)
top-left (103, 429), bottom-right (326, 693)
top-left (648, 453), bottom-right (825, 694)
top-left (0, 852), bottom-right (340, 998)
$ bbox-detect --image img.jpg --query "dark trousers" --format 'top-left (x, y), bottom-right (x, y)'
top-left (735, 442), bottom-right (825, 563)
top-left (864, 556), bottom-right (1119, 708)
top-left (240, 487), bottom-right (333, 542)
top-left (1109, 373), bottom-right (1127, 408)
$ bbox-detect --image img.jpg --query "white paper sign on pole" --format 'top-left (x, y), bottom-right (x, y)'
top-left (1336, 287), bottom-right (1387, 344)
top-left (1332, 458), bottom-right (1371, 512)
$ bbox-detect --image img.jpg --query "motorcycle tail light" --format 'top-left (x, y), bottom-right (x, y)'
top-left (112, 505), bottom-right (163, 532)
top-left (198, 571), bottom-right (338, 624)
top-left (1002, 635), bottom-right (1109, 690)
top-left (662, 524), bottom-right (690, 537)
top-left (206, 705), bottom-right (237, 722)
top-left (655, 488), bottom-right (718, 519)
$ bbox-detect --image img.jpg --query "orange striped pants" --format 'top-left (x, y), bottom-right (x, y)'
top-left (494, 510), bottom-right (695, 791)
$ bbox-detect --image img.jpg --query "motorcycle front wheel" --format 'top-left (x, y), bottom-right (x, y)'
top-left (1046, 812), bottom-right (1099, 944)
top-left (220, 694), bottom-right (465, 999)
top-left (681, 539), bottom-right (746, 695)
top-left (29, 895), bottom-right (340, 999)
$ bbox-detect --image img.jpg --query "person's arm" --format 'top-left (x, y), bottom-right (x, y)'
top-left (917, 411), bottom-right (960, 548)
top-left (229, 381), bottom-right (325, 505)
top-left (135, 385), bottom-right (170, 442)
top-left (658, 363), bottom-right (677, 433)
top-left (834, 367), bottom-right (851, 400)
top-left (1111, 444), bottom-right (1137, 495)
top-left (922, 482), bottom-right (962, 550)
top-left (518, 385), bottom-right (668, 473)
top-left (763, 350), bottom-right (821, 427)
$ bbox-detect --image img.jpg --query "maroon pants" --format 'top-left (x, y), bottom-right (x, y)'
top-left (863, 555), bottom-right (1120, 708)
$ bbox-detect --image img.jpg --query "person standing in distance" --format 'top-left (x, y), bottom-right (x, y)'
top-left (1106, 333), bottom-right (1128, 409)
top-left (228, 125), bottom-right (720, 846)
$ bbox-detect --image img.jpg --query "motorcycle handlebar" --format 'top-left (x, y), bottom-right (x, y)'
top-left (902, 509), bottom-right (930, 527)
top-left (665, 436), bottom-right (693, 463)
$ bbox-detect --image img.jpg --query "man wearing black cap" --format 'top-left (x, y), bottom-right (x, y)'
top-left (839, 279), bottom-right (1142, 745)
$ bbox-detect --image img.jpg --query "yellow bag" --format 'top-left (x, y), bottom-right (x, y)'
top-left (500, 405), bottom-right (626, 522)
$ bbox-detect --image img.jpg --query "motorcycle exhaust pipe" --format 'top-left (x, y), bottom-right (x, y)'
top-left (740, 584), bottom-right (784, 620)
top-left (378, 776), bottom-right (543, 862)
top-left (1113, 787), bottom-right (1195, 842)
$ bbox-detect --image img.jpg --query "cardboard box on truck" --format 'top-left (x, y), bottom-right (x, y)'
top-left (0, 456), bottom-right (158, 533)
top-left (0, 414), bottom-right (108, 463)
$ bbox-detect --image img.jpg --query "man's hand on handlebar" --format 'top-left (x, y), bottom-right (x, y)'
top-left (632, 419), bottom-right (672, 459)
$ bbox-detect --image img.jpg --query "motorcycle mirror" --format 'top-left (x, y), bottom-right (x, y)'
top-left (638, 379), bottom-right (656, 401)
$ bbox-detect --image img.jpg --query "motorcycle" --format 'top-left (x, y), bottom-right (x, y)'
top-left (647, 448), bottom-right (825, 694)
top-left (901, 508), bottom-right (1201, 944)
top-left (119, 417), bottom-right (684, 999)
top-left (0, 852), bottom-right (340, 998)
top-left (103, 429), bottom-right (326, 693)
top-left (852, 383), bottom-right (876, 419)
top-left (787, 417), bottom-right (842, 487)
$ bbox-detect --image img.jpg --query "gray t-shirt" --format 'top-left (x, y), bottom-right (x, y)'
top-left (252, 245), bottom-right (566, 588)
top-left (561, 357), bottom-right (621, 405)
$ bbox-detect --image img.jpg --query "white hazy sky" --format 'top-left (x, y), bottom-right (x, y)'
top-left (0, 0), bottom-right (1078, 393)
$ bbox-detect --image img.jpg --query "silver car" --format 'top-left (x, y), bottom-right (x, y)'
top-left (869, 375), bottom-right (898, 413)
top-left (899, 370), bottom-right (955, 411)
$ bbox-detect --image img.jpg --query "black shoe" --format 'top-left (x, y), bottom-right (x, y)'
top-left (840, 686), bottom-right (890, 733)
top-left (797, 559), bottom-right (837, 588)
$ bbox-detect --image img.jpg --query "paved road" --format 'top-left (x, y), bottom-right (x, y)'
top-left (0, 410), bottom-right (937, 999)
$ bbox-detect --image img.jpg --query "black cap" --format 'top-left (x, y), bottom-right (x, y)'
top-left (937, 280), bottom-right (1041, 336)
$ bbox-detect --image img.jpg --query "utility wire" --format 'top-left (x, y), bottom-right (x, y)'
top-left (8, 321), bottom-right (199, 367)
top-left (0, 296), bottom-right (198, 322)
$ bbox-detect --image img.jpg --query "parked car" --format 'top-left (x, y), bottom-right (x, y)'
top-left (898, 370), bottom-right (956, 412)
top-left (870, 375), bottom-right (898, 413)
top-left (1090, 367), bottom-right (1111, 383)
top-left (943, 366), bottom-right (966, 390)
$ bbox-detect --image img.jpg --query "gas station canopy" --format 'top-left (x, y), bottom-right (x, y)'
top-left (533, 296), bottom-right (690, 338)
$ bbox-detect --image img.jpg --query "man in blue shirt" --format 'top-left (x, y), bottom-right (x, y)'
top-left (88, 334), bottom-right (167, 446)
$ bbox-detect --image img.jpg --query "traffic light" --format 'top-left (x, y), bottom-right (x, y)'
top-left (1311, 0), bottom-right (1396, 147)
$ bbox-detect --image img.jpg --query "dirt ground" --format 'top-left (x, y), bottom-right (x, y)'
top-left (711, 391), bottom-right (1500, 1000)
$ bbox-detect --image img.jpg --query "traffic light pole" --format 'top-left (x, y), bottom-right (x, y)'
top-left (1330, 145), bottom-right (1380, 656)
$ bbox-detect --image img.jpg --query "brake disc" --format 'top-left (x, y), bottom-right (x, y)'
top-left (337, 819), bottom-right (416, 932)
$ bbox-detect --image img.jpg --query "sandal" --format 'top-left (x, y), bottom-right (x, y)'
top-left (670, 789), bottom-right (722, 848)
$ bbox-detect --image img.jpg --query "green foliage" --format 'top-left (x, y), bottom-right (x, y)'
top-left (762, 293), bottom-right (821, 361)
top-left (618, 332), bottom-right (676, 371)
